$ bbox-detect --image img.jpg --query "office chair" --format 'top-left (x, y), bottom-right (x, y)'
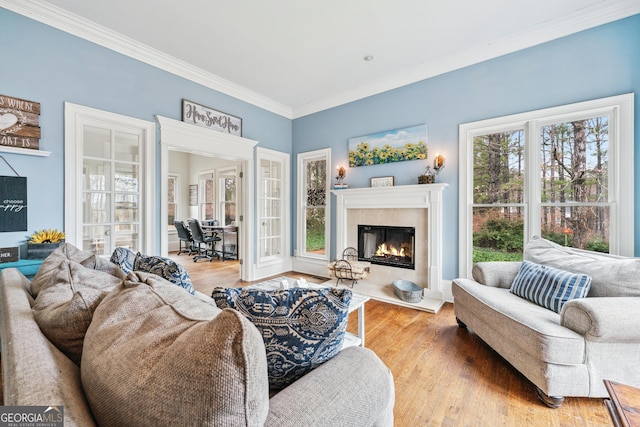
top-left (187, 218), bottom-right (220, 262)
top-left (174, 220), bottom-right (197, 256)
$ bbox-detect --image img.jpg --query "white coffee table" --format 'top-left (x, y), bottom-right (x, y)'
top-left (249, 277), bottom-right (370, 348)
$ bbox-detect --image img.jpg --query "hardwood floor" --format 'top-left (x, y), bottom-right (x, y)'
top-left (172, 253), bottom-right (611, 426)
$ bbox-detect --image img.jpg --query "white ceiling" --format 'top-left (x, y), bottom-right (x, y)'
top-left (5, 0), bottom-right (640, 118)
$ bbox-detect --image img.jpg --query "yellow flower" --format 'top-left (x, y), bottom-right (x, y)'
top-left (29, 229), bottom-right (65, 244)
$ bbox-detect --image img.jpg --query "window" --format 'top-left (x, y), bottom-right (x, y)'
top-left (459, 94), bottom-right (633, 277)
top-left (168, 175), bottom-right (177, 228)
top-left (64, 103), bottom-right (155, 255)
top-left (218, 168), bottom-right (237, 226)
top-left (297, 148), bottom-right (330, 259)
top-left (199, 172), bottom-right (215, 221)
top-left (257, 148), bottom-right (289, 265)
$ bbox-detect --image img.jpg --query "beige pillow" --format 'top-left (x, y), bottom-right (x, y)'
top-left (81, 272), bottom-right (269, 427)
top-left (30, 243), bottom-right (124, 297)
top-left (31, 259), bottom-right (123, 365)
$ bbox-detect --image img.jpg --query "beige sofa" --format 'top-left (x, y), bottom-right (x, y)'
top-left (0, 249), bottom-right (394, 426)
top-left (452, 236), bottom-right (640, 407)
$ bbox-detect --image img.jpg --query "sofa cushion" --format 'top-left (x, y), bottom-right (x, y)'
top-left (109, 247), bottom-right (137, 274)
top-left (81, 272), bottom-right (269, 427)
top-left (133, 252), bottom-right (195, 294)
top-left (510, 260), bottom-right (591, 313)
top-left (452, 278), bottom-right (586, 365)
top-left (211, 287), bottom-right (351, 390)
top-left (525, 236), bottom-right (640, 297)
top-left (31, 259), bottom-right (123, 365)
top-left (31, 242), bottom-right (124, 297)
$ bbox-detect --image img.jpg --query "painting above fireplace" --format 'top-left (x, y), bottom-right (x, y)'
top-left (357, 225), bottom-right (415, 270)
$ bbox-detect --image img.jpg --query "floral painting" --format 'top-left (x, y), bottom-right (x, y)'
top-left (348, 124), bottom-right (428, 167)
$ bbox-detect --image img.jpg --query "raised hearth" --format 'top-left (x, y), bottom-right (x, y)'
top-left (332, 184), bottom-right (447, 312)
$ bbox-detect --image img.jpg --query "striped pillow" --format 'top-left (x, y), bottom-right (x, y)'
top-left (510, 260), bottom-right (591, 313)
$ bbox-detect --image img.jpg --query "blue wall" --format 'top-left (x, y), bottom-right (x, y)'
top-left (292, 14), bottom-right (640, 279)
top-left (1, 7), bottom-right (638, 279)
top-left (0, 8), bottom-right (291, 253)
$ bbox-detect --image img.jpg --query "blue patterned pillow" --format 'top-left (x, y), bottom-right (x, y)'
top-left (110, 247), bottom-right (137, 274)
top-left (510, 260), bottom-right (591, 313)
top-left (133, 253), bottom-right (195, 295)
top-left (211, 287), bottom-right (352, 390)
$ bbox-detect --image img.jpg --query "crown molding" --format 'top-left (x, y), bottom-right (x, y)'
top-left (292, 0), bottom-right (640, 118)
top-left (0, 0), bottom-right (293, 119)
top-left (3, 0), bottom-right (638, 120)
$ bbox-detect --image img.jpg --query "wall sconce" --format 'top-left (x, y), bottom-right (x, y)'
top-left (418, 153), bottom-right (445, 184)
top-left (335, 165), bottom-right (348, 189)
top-left (434, 153), bottom-right (445, 173)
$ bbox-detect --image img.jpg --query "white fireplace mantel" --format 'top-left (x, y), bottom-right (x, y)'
top-left (332, 183), bottom-right (448, 301)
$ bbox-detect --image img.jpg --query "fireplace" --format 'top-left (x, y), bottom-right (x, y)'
top-left (358, 225), bottom-right (415, 270)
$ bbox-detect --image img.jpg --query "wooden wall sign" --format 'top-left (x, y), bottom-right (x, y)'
top-left (0, 247), bottom-right (19, 263)
top-left (0, 175), bottom-right (27, 231)
top-left (0, 94), bottom-right (41, 150)
top-left (182, 99), bottom-right (242, 136)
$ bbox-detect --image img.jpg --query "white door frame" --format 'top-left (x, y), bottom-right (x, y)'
top-left (157, 116), bottom-right (257, 281)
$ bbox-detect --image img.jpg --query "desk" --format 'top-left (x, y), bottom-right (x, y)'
top-left (201, 225), bottom-right (238, 261)
top-left (604, 379), bottom-right (640, 427)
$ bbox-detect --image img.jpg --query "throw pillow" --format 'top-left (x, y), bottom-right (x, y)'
top-left (525, 235), bottom-right (640, 297)
top-left (32, 258), bottom-right (123, 365)
top-left (211, 287), bottom-right (352, 390)
top-left (109, 247), bottom-right (137, 274)
top-left (510, 260), bottom-right (592, 313)
top-left (81, 272), bottom-right (269, 427)
top-left (133, 252), bottom-right (195, 295)
top-left (30, 242), bottom-right (101, 297)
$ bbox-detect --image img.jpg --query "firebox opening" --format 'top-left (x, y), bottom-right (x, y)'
top-left (358, 225), bottom-right (415, 270)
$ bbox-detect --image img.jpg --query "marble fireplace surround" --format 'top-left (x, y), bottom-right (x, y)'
top-left (332, 183), bottom-right (447, 312)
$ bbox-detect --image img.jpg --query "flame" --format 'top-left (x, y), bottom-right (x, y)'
top-left (376, 242), bottom-right (405, 257)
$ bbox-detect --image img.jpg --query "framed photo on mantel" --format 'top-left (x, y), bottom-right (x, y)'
top-left (370, 176), bottom-right (394, 188)
top-left (182, 99), bottom-right (242, 136)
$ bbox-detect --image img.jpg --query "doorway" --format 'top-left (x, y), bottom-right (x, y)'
top-left (157, 115), bottom-right (257, 281)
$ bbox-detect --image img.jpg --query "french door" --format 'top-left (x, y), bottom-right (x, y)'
top-left (65, 103), bottom-right (155, 255)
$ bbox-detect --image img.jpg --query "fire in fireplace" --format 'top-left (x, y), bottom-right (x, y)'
top-left (357, 225), bottom-right (415, 269)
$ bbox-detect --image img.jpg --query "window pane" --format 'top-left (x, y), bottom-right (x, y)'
top-left (540, 117), bottom-right (608, 203)
top-left (82, 225), bottom-right (110, 255)
top-left (115, 193), bottom-right (138, 223)
top-left (306, 159), bottom-right (326, 207)
top-left (472, 206), bottom-right (524, 263)
top-left (83, 126), bottom-right (111, 159)
top-left (473, 130), bottom-right (525, 204)
top-left (540, 205), bottom-right (609, 252)
top-left (115, 163), bottom-right (139, 192)
top-left (305, 207), bottom-right (325, 254)
top-left (114, 131), bottom-right (140, 162)
top-left (83, 192), bottom-right (111, 223)
top-left (83, 160), bottom-right (111, 191)
top-left (115, 224), bottom-right (139, 251)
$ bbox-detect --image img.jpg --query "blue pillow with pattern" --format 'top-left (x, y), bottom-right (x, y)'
top-left (133, 253), bottom-right (195, 295)
top-left (211, 287), bottom-right (352, 390)
top-left (510, 260), bottom-right (591, 313)
top-left (110, 247), bottom-right (137, 274)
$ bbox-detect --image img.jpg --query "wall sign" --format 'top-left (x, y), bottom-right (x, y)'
top-left (182, 99), bottom-right (242, 136)
top-left (0, 94), bottom-right (41, 150)
top-left (0, 175), bottom-right (27, 232)
top-left (0, 247), bottom-right (19, 263)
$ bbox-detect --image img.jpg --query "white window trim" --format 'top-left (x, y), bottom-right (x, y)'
top-left (459, 93), bottom-right (634, 278)
top-left (64, 102), bottom-right (156, 254)
top-left (256, 147), bottom-right (291, 270)
top-left (198, 170), bottom-right (216, 221)
top-left (296, 148), bottom-right (331, 261)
